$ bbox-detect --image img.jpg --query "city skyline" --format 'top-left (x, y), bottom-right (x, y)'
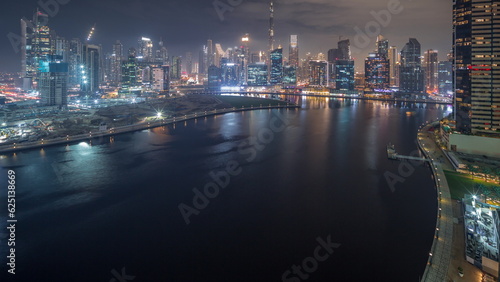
top-left (1, 0), bottom-right (452, 73)
top-left (1, 0), bottom-right (500, 281)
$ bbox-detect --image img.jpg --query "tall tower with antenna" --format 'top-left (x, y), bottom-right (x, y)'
top-left (269, 0), bottom-right (274, 52)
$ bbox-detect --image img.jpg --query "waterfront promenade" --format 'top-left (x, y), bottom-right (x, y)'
top-left (0, 104), bottom-right (298, 154)
top-left (419, 122), bottom-right (454, 282)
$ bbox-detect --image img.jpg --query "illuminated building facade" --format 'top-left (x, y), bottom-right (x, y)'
top-left (82, 44), bottom-right (101, 93)
top-left (39, 55), bottom-right (68, 106)
top-left (247, 63), bottom-right (268, 86)
top-left (283, 65), bottom-right (297, 86)
top-left (309, 60), bottom-right (329, 87)
top-left (400, 38), bottom-right (424, 93)
top-left (423, 49), bottom-right (439, 94)
top-left (270, 47), bottom-right (283, 85)
top-left (335, 60), bottom-right (355, 91)
top-left (289, 35), bottom-right (299, 68)
top-left (21, 10), bottom-right (51, 90)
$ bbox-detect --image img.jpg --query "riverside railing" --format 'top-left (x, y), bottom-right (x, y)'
top-left (418, 120), bottom-right (452, 282)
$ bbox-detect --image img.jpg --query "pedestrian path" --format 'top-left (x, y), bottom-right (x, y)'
top-left (419, 123), bottom-right (454, 282)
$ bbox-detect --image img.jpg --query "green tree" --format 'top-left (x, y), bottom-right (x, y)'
top-left (482, 167), bottom-right (493, 181)
top-left (467, 164), bottom-right (477, 179)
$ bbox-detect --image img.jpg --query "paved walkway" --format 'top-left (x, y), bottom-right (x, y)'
top-left (419, 123), bottom-right (454, 282)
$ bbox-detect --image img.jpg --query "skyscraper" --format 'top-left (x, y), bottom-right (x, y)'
top-left (139, 37), bottom-right (153, 62)
top-left (338, 39), bottom-right (351, 60)
top-left (54, 37), bottom-right (69, 63)
top-left (308, 61), bottom-right (329, 87)
top-left (240, 35), bottom-right (250, 84)
top-left (327, 48), bottom-right (340, 64)
top-left (270, 47), bottom-right (283, 85)
top-left (207, 65), bottom-right (221, 91)
top-left (335, 60), bottom-right (355, 91)
top-left (423, 49), bottom-right (439, 94)
top-left (155, 39), bottom-right (168, 65)
top-left (453, 0), bottom-right (473, 132)
top-left (376, 36), bottom-right (389, 58)
top-left (247, 63), bottom-right (268, 86)
top-left (388, 46), bottom-right (400, 87)
top-left (152, 65), bottom-right (170, 92)
top-left (21, 10), bottom-right (51, 90)
top-left (82, 44), bottom-right (101, 93)
top-left (207, 39), bottom-right (214, 68)
top-left (121, 55), bottom-right (138, 92)
top-left (327, 39), bottom-right (355, 90)
top-left (39, 55), bottom-right (68, 106)
top-left (289, 35), bottom-right (299, 68)
top-left (283, 65), bottom-right (297, 87)
top-left (221, 60), bottom-right (239, 86)
top-left (199, 47), bottom-right (206, 75)
top-left (269, 0), bottom-right (275, 51)
top-left (214, 43), bottom-right (225, 68)
top-left (111, 40), bottom-right (123, 86)
top-left (365, 36), bottom-right (390, 91)
top-left (438, 61), bottom-right (453, 95)
top-left (400, 38), bottom-right (424, 93)
top-left (171, 56), bottom-right (182, 80)
top-left (185, 52), bottom-right (193, 75)
top-left (68, 38), bottom-right (83, 87)
top-left (453, 0), bottom-right (499, 134)
top-left (364, 53), bottom-right (390, 91)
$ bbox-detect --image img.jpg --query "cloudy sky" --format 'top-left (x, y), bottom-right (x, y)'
top-left (1, 0), bottom-right (452, 72)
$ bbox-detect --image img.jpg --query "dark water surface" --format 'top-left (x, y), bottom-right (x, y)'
top-left (0, 98), bottom-right (452, 281)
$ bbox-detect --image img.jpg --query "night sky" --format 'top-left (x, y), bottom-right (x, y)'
top-left (1, 0), bottom-right (452, 73)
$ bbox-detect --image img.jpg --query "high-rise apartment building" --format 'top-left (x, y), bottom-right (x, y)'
top-left (388, 46), bottom-right (400, 87)
top-left (82, 44), bottom-right (101, 93)
top-left (111, 40), bottom-right (123, 86)
top-left (365, 36), bottom-right (390, 91)
top-left (454, 0), bottom-right (500, 134)
top-left (138, 37), bottom-right (153, 62)
top-left (289, 35), bottom-right (299, 68)
top-left (335, 60), bottom-right (355, 91)
top-left (423, 49), bottom-right (439, 94)
top-left (39, 55), bottom-right (68, 106)
top-left (400, 38), bottom-right (424, 93)
top-left (309, 61), bottom-right (329, 87)
top-left (270, 47), bottom-right (283, 85)
top-left (247, 63), bottom-right (268, 86)
top-left (21, 10), bottom-right (51, 90)
top-left (438, 61), bottom-right (453, 95)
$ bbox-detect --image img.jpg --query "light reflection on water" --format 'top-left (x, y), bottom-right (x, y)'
top-left (0, 98), bottom-right (448, 281)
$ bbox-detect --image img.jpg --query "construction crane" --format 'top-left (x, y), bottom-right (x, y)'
top-left (87, 24), bottom-right (96, 42)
